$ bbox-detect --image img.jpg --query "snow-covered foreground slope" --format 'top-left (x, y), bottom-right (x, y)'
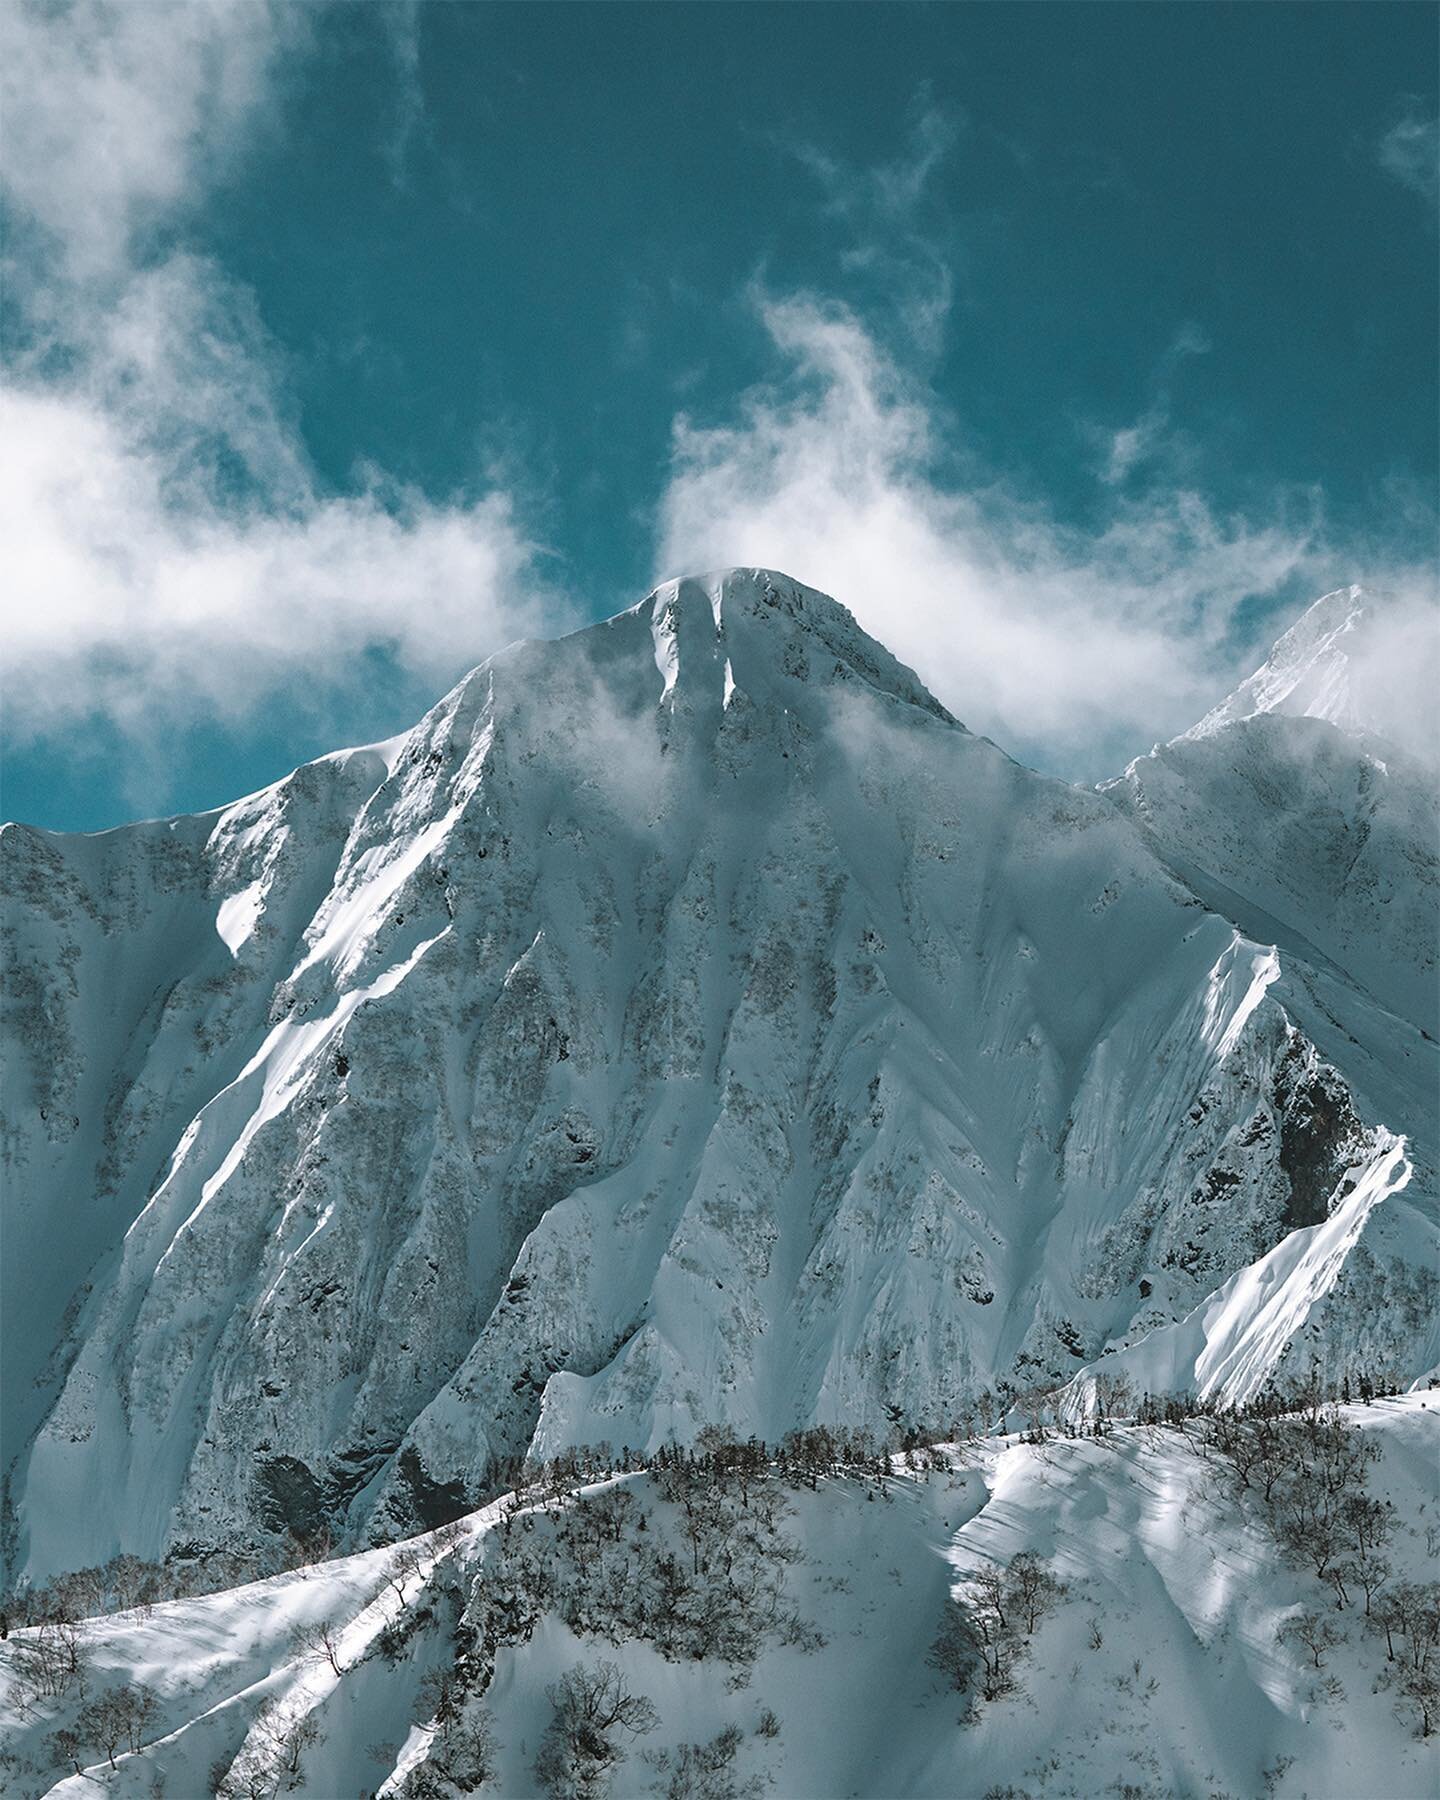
top-left (1, 1400), bottom-right (1435, 1799)
top-left (2, 571), bottom-right (1436, 1586)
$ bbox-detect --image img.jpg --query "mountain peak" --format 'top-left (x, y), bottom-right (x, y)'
top-left (634, 567), bottom-right (956, 724)
top-left (1181, 584), bottom-right (1372, 743)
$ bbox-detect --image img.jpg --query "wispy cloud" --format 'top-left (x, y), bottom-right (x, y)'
top-left (778, 98), bottom-right (963, 355)
top-left (0, 0), bottom-right (300, 284)
top-left (655, 292), bottom-right (1347, 779)
top-left (0, 0), bottom-right (545, 773)
top-left (795, 101), bottom-right (961, 226)
top-left (375, 0), bottom-right (427, 184)
top-left (1095, 322), bottom-right (1211, 487)
top-left (1377, 101), bottom-right (1439, 209)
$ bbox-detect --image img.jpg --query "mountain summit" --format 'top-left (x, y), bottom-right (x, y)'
top-left (1184, 584), bottom-right (1370, 739)
top-left (2, 573), bottom-right (1435, 1583)
top-left (1184, 582), bottom-right (1438, 763)
top-left (633, 568), bottom-right (956, 723)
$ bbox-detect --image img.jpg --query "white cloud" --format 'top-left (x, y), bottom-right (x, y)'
top-left (0, 1), bottom-right (547, 773)
top-left (0, 376), bottom-right (539, 739)
top-left (780, 100), bottom-right (962, 356)
top-left (374, 0), bottom-right (426, 182)
top-left (1378, 103), bottom-right (1439, 208)
top-left (0, 0), bottom-right (300, 283)
top-left (656, 293), bottom-right (1337, 778)
top-left (1342, 584), bottom-right (1440, 765)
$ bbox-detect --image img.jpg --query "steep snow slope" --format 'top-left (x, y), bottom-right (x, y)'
top-left (1105, 714), bottom-right (1438, 1038)
top-left (3, 571), bottom-right (1435, 1585)
top-left (1, 1401), bottom-right (1434, 1799)
top-left (0, 745), bottom-right (398, 1464)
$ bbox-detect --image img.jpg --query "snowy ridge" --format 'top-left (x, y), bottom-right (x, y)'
top-left (1181, 582), bottom-right (1438, 765)
top-left (1184, 584), bottom-right (1368, 740)
top-left (1104, 714), bottom-right (1439, 1037)
top-left (2, 570), bottom-right (1436, 1589)
top-left (0, 1400), bottom-right (1435, 1798)
top-left (1066, 1130), bottom-right (1431, 1412)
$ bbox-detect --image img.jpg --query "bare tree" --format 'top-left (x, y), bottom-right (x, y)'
top-left (534, 1660), bottom-right (658, 1800)
top-left (647, 1723), bottom-right (766, 1800)
top-left (121, 1684), bottom-right (160, 1753)
top-left (1006, 1552), bottom-right (1066, 1635)
top-left (1370, 1581), bottom-right (1440, 1735)
top-left (288, 1617), bottom-right (344, 1678)
top-left (435, 1708), bottom-right (500, 1787)
top-left (48, 1725), bottom-right (84, 1778)
top-left (1277, 1609), bottom-right (1345, 1670)
top-left (62, 1685), bottom-right (160, 1771)
top-left (1092, 1372), bottom-right (1134, 1430)
top-left (77, 1687), bottom-right (130, 1770)
top-left (417, 1664), bottom-right (467, 1731)
top-left (386, 1545), bottom-right (427, 1608)
top-left (10, 1616), bottom-right (88, 1707)
top-left (1393, 1665), bottom-right (1440, 1739)
top-left (927, 1601), bottom-right (977, 1694)
top-left (216, 1702), bottom-right (324, 1797)
top-left (962, 1570), bottom-right (1020, 1702)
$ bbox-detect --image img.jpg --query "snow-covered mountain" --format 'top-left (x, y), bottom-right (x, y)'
top-left (2, 570), bottom-right (1436, 1587)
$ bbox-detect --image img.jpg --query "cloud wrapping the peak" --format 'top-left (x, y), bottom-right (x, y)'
top-left (657, 294), bottom-right (1333, 777)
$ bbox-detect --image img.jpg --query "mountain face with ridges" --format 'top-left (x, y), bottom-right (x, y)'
top-left (2, 570), bottom-right (1436, 1582)
top-left (1104, 715), bottom-right (1438, 1039)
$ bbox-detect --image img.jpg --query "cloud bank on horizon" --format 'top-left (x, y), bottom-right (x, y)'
top-left (1, 0), bottom-right (1434, 817)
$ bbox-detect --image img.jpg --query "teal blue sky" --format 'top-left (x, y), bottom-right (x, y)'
top-left (2, 1), bottom-right (1436, 832)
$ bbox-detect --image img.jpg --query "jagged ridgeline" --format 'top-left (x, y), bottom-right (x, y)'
top-left (2, 570), bottom-right (1437, 1584)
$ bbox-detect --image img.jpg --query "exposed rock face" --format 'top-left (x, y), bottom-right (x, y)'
top-left (2, 570), bottom-right (1435, 1579)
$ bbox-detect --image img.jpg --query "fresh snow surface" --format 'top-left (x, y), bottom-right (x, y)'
top-left (0, 1401), bottom-right (1435, 1798)
top-left (1, 570), bottom-right (1436, 1591)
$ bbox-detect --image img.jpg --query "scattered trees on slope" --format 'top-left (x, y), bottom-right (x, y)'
top-left (211, 1703), bottom-right (324, 1798)
top-left (1371, 1581), bottom-right (1440, 1738)
top-left (646, 1722), bottom-right (770, 1800)
top-left (465, 1429), bottom-right (831, 1680)
top-left (929, 1551), bottom-right (1068, 1706)
top-left (1198, 1386), bottom-right (1440, 1738)
top-left (8, 1616), bottom-right (88, 1710)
